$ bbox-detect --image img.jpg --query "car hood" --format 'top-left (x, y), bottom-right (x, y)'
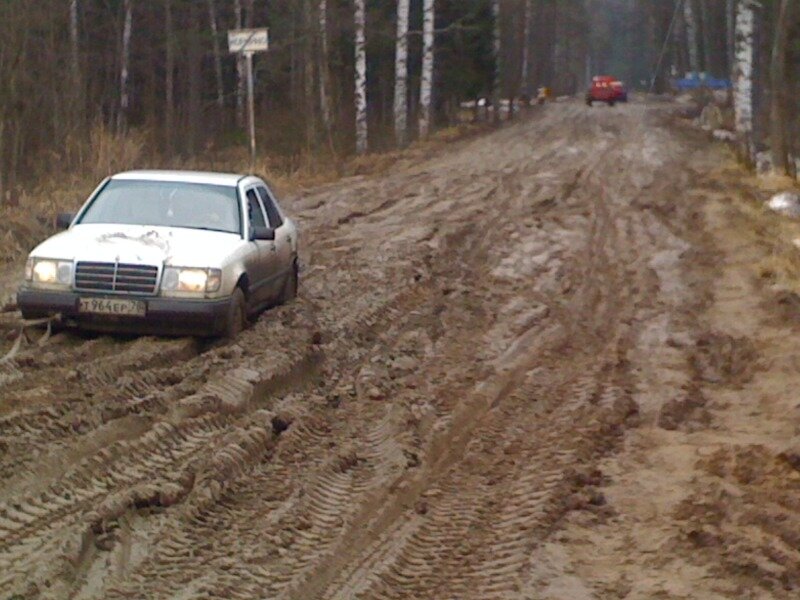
top-left (31, 224), bottom-right (244, 267)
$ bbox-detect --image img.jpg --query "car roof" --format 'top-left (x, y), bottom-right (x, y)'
top-left (112, 170), bottom-right (252, 187)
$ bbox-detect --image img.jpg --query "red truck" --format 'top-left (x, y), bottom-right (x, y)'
top-left (586, 76), bottom-right (628, 107)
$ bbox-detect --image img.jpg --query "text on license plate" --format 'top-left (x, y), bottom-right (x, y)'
top-left (79, 298), bottom-right (147, 317)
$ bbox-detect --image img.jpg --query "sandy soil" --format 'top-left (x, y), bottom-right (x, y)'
top-left (1, 101), bottom-right (799, 599)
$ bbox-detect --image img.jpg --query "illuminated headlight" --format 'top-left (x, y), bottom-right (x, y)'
top-left (26, 258), bottom-right (73, 287)
top-left (162, 268), bottom-right (222, 294)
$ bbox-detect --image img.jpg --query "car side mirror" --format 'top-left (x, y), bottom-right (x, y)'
top-left (56, 212), bottom-right (75, 230)
top-left (251, 226), bottom-right (275, 241)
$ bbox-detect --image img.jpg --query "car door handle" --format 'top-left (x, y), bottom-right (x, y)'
top-left (270, 244), bottom-right (277, 252)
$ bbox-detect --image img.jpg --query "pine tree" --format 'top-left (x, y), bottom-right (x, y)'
top-left (118, 0), bottom-right (133, 132)
top-left (491, 0), bottom-right (501, 124)
top-left (684, 0), bottom-right (700, 75)
top-left (770, 0), bottom-right (793, 174)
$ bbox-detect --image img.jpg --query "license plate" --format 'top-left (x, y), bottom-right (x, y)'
top-left (79, 298), bottom-right (146, 317)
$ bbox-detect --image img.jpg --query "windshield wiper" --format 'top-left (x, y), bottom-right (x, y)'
top-left (185, 226), bottom-right (237, 234)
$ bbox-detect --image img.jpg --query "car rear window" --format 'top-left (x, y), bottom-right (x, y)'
top-left (78, 179), bottom-right (242, 235)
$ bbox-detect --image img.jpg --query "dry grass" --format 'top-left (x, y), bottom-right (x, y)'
top-left (711, 156), bottom-right (800, 293)
top-left (0, 121), bottom-right (488, 264)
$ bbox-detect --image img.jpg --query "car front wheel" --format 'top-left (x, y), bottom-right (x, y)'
top-left (223, 288), bottom-right (247, 339)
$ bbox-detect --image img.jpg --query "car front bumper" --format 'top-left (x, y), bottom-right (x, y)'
top-left (17, 289), bottom-right (230, 336)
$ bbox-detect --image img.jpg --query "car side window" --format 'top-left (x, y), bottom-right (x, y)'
top-left (246, 189), bottom-right (267, 228)
top-left (257, 186), bottom-right (284, 228)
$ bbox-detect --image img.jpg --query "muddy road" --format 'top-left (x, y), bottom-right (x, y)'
top-left (2, 102), bottom-right (799, 599)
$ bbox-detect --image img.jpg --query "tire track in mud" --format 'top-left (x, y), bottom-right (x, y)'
top-left (305, 129), bottom-right (647, 599)
top-left (96, 227), bottom-right (498, 598)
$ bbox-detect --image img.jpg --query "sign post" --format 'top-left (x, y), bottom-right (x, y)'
top-left (228, 28), bottom-right (269, 172)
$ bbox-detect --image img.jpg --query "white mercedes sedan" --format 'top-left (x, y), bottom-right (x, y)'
top-left (18, 171), bottom-right (299, 338)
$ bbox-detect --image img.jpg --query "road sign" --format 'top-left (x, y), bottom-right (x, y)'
top-left (228, 28), bottom-right (269, 172)
top-left (228, 29), bottom-right (269, 54)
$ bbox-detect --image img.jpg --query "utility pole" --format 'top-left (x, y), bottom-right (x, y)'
top-left (246, 52), bottom-right (256, 171)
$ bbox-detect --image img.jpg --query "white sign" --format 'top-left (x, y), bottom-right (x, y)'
top-left (228, 28), bottom-right (269, 54)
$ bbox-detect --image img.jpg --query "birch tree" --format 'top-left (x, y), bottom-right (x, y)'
top-left (118, 0), bottom-right (133, 132)
top-left (491, 0), bottom-right (501, 124)
top-left (769, 0), bottom-right (792, 174)
top-left (394, 0), bottom-right (411, 147)
top-left (419, 0), bottom-right (435, 140)
top-left (733, 0), bottom-right (756, 162)
top-left (684, 0), bottom-right (701, 75)
top-left (354, 0), bottom-right (368, 154)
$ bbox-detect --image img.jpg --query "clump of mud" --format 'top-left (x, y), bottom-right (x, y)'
top-left (658, 384), bottom-right (711, 432)
top-left (674, 445), bottom-right (800, 594)
top-left (691, 332), bottom-right (759, 386)
top-left (765, 290), bottom-right (800, 329)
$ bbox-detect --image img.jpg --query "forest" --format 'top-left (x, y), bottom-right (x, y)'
top-left (0, 0), bottom-right (797, 203)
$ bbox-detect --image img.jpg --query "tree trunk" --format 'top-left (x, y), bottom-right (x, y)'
top-left (318, 0), bottom-right (335, 151)
top-left (207, 0), bottom-right (225, 111)
top-left (304, 0), bottom-right (316, 152)
top-left (419, 0), bottom-right (434, 140)
top-left (0, 119), bottom-right (5, 204)
top-left (770, 0), bottom-right (792, 175)
top-left (118, 0), bottom-right (133, 132)
top-left (699, 0), bottom-right (714, 75)
top-left (393, 0), bottom-right (410, 147)
top-left (164, 0), bottom-right (174, 154)
top-left (69, 0), bottom-right (82, 126)
top-left (521, 0), bottom-right (533, 101)
top-left (491, 0), bottom-right (501, 124)
top-left (733, 0), bottom-right (756, 163)
top-left (354, 0), bottom-right (368, 154)
top-left (684, 0), bottom-right (700, 75)
top-left (187, 3), bottom-right (202, 155)
top-left (234, 0), bottom-right (245, 128)
top-left (727, 0), bottom-right (736, 74)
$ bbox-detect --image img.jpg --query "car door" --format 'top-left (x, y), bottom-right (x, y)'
top-left (257, 185), bottom-right (294, 290)
top-left (244, 187), bottom-right (280, 307)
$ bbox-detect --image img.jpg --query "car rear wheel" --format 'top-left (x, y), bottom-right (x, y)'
top-left (223, 288), bottom-right (247, 339)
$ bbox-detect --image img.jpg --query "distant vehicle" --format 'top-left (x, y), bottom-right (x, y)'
top-left (671, 73), bottom-right (732, 92)
top-left (18, 171), bottom-right (299, 338)
top-left (586, 76), bottom-right (628, 107)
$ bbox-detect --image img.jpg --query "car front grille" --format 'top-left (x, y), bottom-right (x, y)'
top-left (75, 262), bottom-right (159, 295)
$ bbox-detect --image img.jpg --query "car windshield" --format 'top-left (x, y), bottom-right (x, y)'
top-left (78, 179), bottom-right (241, 235)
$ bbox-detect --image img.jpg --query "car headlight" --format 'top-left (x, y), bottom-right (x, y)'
top-left (26, 258), bottom-right (73, 287)
top-left (162, 267), bottom-right (222, 294)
